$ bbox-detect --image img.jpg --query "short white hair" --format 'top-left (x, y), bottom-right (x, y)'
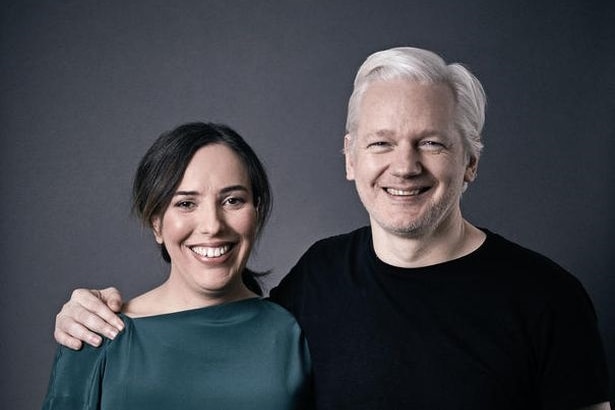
top-left (345, 47), bottom-right (486, 160)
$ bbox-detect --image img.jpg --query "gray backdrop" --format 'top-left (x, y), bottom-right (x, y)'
top-left (2, 0), bottom-right (613, 407)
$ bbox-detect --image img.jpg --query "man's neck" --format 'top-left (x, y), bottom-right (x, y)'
top-left (371, 218), bottom-right (486, 268)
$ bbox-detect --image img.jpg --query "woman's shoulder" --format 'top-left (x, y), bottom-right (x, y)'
top-left (120, 287), bottom-right (163, 318)
top-left (254, 298), bottom-right (303, 327)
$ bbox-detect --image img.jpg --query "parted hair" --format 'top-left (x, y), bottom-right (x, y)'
top-left (131, 121), bottom-right (272, 294)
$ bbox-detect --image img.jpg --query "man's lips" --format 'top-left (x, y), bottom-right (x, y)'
top-left (384, 187), bottom-right (428, 196)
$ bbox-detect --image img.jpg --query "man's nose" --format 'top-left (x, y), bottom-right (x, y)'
top-left (390, 146), bottom-right (422, 177)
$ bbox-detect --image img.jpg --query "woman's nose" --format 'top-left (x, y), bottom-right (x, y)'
top-left (197, 204), bottom-right (223, 234)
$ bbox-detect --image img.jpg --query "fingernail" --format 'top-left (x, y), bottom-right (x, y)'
top-left (89, 335), bottom-right (102, 347)
top-left (107, 329), bottom-right (118, 340)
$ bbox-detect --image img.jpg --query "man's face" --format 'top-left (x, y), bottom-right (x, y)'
top-left (344, 80), bottom-right (477, 239)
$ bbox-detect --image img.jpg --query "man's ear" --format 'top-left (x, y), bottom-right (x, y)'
top-left (344, 134), bottom-right (356, 181)
top-left (151, 217), bottom-right (163, 244)
top-left (464, 155), bottom-right (479, 183)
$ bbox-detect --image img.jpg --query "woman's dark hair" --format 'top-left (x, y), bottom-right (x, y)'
top-left (132, 121), bottom-right (272, 295)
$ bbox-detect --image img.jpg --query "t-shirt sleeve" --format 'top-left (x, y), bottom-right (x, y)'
top-left (269, 267), bottom-right (300, 311)
top-left (269, 244), bottom-right (316, 313)
top-left (41, 342), bottom-right (107, 409)
top-left (536, 273), bottom-right (610, 409)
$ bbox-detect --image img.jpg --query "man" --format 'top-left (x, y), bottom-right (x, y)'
top-left (54, 47), bottom-right (611, 409)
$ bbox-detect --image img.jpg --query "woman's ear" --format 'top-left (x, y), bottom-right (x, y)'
top-left (151, 217), bottom-right (163, 244)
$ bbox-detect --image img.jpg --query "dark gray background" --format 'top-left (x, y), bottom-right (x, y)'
top-left (1, 0), bottom-right (613, 407)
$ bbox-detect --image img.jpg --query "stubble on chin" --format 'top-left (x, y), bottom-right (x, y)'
top-left (375, 197), bottom-right (452, 239)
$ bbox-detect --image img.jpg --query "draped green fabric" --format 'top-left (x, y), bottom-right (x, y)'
top-left (42, 298), bottom-right (313, 409)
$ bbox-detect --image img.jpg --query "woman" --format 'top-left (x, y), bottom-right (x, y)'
top-left (42, 122), bottom-right (313, 409)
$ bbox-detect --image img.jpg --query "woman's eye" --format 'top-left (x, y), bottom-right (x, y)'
top-left (224, 197), bottom-right (246, 207)
top-left (175, 200), bottom-right (195, 209)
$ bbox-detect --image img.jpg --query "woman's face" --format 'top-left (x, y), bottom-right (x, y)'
top-left (152, 143), bottom-right (257, 302)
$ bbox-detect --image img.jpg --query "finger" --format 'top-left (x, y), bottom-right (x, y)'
top-left (55, 314), bottom-right (103, 348)
top-left (98, 287), bottom-right (124, 313)
top-left (56, 289), bottom-right (122, 341)
top-left (53, 328), bottom-right (84, 351)
top-left (72, 288), bottom-right (125, 333)
top-left (73, 303), bottom-right (122, 340)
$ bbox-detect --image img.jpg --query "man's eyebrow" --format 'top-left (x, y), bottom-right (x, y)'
top-left (365, 129), bottom-right (395, 138)
top-left (366, 129), bottom-right (449, 139)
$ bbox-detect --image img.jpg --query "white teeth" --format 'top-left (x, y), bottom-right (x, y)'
top-left (191, 245), bottom-right (230, 258)
top-left (386, 188), bottom-right (421, 196)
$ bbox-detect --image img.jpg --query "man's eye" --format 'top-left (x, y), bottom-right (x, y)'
top-left (367, 141), bottom-right (390, 148)
top-left (420, 140), bottom-right (445, 151)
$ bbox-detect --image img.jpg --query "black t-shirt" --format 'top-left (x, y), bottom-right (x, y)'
top-left (270, 226), bottom-right (610, 410)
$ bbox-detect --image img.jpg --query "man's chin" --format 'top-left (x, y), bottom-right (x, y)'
top-left (374, 220), bottom-right (426, 238)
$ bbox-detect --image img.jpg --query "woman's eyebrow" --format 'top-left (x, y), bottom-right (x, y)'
top-left (174, 186), bottom-right (249, 197)
top-left (219, 185), bottom-right (249, 195)
top-left (174, 190), bottom-right (199, 196)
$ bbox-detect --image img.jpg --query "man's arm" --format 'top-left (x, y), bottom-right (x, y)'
top-left (54, 287), bottom-right (125, 350)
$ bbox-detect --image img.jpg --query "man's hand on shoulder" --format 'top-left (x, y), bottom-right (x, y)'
top-left (54, 287), bottom-right (125, 350)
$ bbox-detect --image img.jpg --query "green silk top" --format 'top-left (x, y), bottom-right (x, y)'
top-left (42, 298), bottom-right (313, 409)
